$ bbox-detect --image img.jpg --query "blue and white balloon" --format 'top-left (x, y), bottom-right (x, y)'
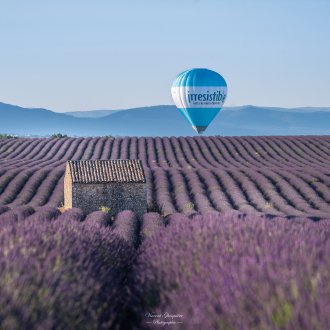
top-left (171, 68), bottom-right (227, 134)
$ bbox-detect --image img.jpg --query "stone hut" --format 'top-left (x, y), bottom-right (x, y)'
top-left (64, 159), bottom-right (147, 216)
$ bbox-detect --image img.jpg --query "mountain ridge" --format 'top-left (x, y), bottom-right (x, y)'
top-left (1, 101), bottom-right (330, 137)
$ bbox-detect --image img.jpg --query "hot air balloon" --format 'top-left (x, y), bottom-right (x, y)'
top-left (171, 68), bottom-right (227, 134)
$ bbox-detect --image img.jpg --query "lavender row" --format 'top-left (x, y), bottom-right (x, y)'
top-left (1, 167), bottom-right (329, 217)
top-left (131, 213), bottom-right (330, 330)
top-left (0, 216), bottom-right (136, 329)
top-left (0, 137), bottom-right (329, 217)
top-left (1, 136), bottom-right (330, 171)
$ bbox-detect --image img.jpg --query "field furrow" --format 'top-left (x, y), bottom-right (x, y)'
top-left (0, 136), bottom-right (329, 218)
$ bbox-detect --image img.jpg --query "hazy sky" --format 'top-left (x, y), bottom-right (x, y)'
top-left (0, 0), bottom-right (329, 112)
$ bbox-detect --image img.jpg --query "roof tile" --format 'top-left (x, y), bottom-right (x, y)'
top-left (67, 159), bottom-right (146, 183)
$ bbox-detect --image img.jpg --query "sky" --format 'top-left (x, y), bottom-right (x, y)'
top-left (0, 0), bottom-right (329, 112)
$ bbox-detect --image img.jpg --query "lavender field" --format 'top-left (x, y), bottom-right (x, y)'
top-left (0, 136), bottom-right (330, 329)
top-left (0, 136), bottom-right (330, 217)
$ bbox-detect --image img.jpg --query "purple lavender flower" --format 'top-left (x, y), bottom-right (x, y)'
top-left (131, 213), bottom-right (330, 330)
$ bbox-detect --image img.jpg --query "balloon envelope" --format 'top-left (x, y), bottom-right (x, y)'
top-left (171, 68), bottom-right (227, 134)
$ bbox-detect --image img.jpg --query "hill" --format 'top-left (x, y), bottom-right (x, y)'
top-left (1, 102), bottom-right (330, 136)
top-left (65, 109), bottom-right (119, 118)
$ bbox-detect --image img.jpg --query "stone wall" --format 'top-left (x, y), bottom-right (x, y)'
top-left (64, 165), bottom-right (72, 209)
top-left (72, 182), bottom-right (147, 216)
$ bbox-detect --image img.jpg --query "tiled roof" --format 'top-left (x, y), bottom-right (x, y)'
top-left (67, 159), bottom-right (146, 183)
